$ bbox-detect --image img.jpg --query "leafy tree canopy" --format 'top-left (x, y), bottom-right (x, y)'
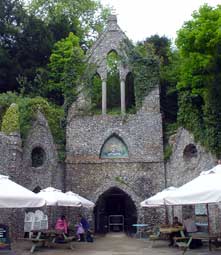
top-left (176, 4), bottom-right (221, 156)
top-left (47, 32), bottom-right (86, 105)
top-left (28, 0), bottom-right (110, 46)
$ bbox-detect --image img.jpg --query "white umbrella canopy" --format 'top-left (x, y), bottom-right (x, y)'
top-left (0, 175), bottom-right (45, 208)
top-left (37, 187), bottom-right (81, 207)
top-left (61, 191), bottom-right (95, 208)
top-left (165, 164), bottom-right (221, 205)
top-left (140, 186), bottom-right (177, 207)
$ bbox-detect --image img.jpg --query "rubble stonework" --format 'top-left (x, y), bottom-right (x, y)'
top-left (166, 127), bottom-right (218, 232)
top-left (0, 15), bottom-right (220, 238)
top-left (66, 14), bottom-right (165, 231)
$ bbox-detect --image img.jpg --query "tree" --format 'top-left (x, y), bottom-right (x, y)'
top-left (176, 4), bottom-right (221, 155)
top-left (47, 32), bottom-right (86, 105)
top-left (0, 0), bottom-right (26, 91)
top-left (0, 0), bottom-right (54, 92)
top-left (144, 35), bottom-right (179, 124)
top-left (28, 0), bottom-right (110, 47)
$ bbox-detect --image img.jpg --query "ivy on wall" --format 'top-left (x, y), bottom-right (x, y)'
top-left (0, 92), bottom-right (65, 160)
top-left (86, 39), bottom-right (160, 114)
top-left (121, 39), bottom-right (160, 109)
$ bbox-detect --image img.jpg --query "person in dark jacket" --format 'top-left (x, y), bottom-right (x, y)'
top-left (78, 214), bottom-right (93, 242)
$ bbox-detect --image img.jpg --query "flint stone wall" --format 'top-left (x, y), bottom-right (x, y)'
top-left (66, 87), bottom-right (165, 227)
top-left (0, 112), bottom-right (63, 239)
top-left (166, 127), bottom-right (218, 233)
top-left (22, 111), bottom-right (63, 191)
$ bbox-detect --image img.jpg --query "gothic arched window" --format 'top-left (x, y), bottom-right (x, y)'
top-left (125, 72), bottom-right (135, 112)
top-left (91, 73), bottom-right (102, 111)
top-left (100, 135), bottom-right (128, 159)
top-left (106, 50), bottom-right (121, 112)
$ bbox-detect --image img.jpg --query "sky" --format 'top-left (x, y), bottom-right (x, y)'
top-left (100, 0), bottom-right (221, 43)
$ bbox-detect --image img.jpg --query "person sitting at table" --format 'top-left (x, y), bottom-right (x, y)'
top-left (168, 216), bottom-right (183, 247)
top-left (55, 215), bottom-right (68, 235)
top-left (183, 215), bottom-right (202, 249)
top-left (183, 215), bottom-right (197, 234)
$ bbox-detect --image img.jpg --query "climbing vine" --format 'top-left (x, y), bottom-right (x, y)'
top-left (0, 92), bottom-right (65, 160)
top-left (121, 39), bottom-right (160, 108)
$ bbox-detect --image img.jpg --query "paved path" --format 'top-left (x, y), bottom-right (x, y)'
top-left (12, 233), bottom-right (221, 255)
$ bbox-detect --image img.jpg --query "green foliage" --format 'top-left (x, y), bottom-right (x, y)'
top-left (0, 0), bottom-right (54, 92)
top-left (0, 92), bottom-right (65, 160)
top-left (1, 103), bottom-right (20, 135)
top-left (144, 35), bottom-right (179, 123)
top-left (164, 144), bottom-right (173, 161)
top-left (47, 32), bottom-right (86, 105)
top-left (91, 74), bottom-right (102, 111)
top-left (28, 0), bottom-right (110, 45)
top-left (123, 39), bottom-right (160, 108)
top-left (115, 176), bottom-right (127, 186)
top-left (107, 51), bottom-right (121, 112)
top-left (0, 0), bottom-right (110, 96)
top-left (176, 4), bottom-right (221, 156)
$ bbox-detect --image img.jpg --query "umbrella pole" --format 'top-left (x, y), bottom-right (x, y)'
top-left (206, 204), bottom-right (210, 234)
top-left (172, 205), bottom-right (174, 219)
top-left (165, 205), bottom-right (169, 224)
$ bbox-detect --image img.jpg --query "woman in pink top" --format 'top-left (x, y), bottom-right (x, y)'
top-left (55, 215), bottom-right (68, 234)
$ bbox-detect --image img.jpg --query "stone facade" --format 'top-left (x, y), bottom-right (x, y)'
top-left (22, 111), bottom-right (63, 191)
top-left (66, 15), bottom-right (165, 232)
top-left (166, 127), bottom-right (218, 233)
top-left (0, 111), bottom-right (64, 238)
top-left (0, 14), bottom-right (220, 238)
top-left (166, 127), bottom-right (216, 188)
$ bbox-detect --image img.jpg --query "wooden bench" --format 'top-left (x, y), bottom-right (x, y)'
top-left (51, 234), bottom-right (76, 250)
top-left (174, 236), bottom-right (193, 255)
top-left (20, 232), bottom-right (76, 253)
top-left (149, 227), bottom-right (162, 247)
top-left (19, 237), bottom-right (47, 253)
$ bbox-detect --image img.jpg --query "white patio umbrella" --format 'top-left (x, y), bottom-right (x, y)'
top-left (140, 186), bottom-right (177, 207)
top-left (37, 187), bottom-right (81, 207)
top-left (164, 164), bottom-right (221, 205)
top-left (58, 191), bottom-right (94, 208)
top-left (0, 175), bottom-right (45, 208)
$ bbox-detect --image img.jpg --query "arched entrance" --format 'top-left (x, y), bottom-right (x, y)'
top-left (94, 187), bottom-right (137, 234)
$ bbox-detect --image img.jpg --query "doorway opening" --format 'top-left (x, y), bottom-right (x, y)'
top-left (94, 187), bottom-right (137, 234)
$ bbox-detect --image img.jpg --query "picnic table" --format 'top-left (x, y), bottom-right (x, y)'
top-left (21, 230), bottom-right (76, 253)
top-left (160, 226), bottom-right (184, 234)
top-left (191, 232), bottom-right (220, 251)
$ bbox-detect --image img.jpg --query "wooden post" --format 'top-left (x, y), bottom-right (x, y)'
top-left (206, 204), bottom-right (210, 234)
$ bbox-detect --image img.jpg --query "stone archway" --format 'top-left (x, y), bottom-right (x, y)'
top-left (93, 187), bottom-right (137, 234)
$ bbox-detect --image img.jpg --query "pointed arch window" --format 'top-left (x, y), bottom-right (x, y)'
top-left (100, 135), bottom-right (128, 159)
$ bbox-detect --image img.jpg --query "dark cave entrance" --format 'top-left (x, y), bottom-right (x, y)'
top-left (94, 187), bottom-right (137, 234)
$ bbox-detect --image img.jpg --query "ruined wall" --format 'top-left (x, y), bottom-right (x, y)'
top-left (66, 86), bottom-right (165, 227)
top-left (0, 112), bottom-right (63, 239)
top-left (0, 132), bottom-right (23, 239)
top-left (166, 127), bottom-right (218, 233)
top-left (166, 128), bottom-right (216, 187)
top-left (0, 132), bottom-right (22, 179)
top-left (22, 111), bottom-right (63, 191)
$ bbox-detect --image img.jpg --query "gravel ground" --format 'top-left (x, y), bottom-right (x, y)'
top-left (11, 233), bottom-right (221, 255)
